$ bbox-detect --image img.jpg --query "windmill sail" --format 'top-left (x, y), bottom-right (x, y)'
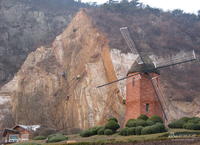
top-left (96, 72), bottom-right (141, 88)
top-left (151, 76), bottom-right (168, 121)
top-left (153, 50), bottom-right (196, 69)
top-left (120, 27), bottom-right (144, 64)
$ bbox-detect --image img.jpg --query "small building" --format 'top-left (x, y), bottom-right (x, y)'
top-left (2, 125), bottom-right (40, 144)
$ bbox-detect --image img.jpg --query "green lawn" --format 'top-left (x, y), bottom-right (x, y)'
top-left (12, 129), bottom-right (200, 145)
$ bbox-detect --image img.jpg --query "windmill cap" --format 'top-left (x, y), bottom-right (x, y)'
top-left (127, 56), bottom-right (160, 75)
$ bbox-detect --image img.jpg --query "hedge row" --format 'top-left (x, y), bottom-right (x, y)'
top-left (168, 117), bottom-right (200, 130)
top-left (47, 133), bottom-right (68, 143)
top-left (120, 115), bottom-right (166, 136)
top-left (119, 123), bottom-right (166, 136)
top-left (126, 115), bottom-right (163, 128)
top-left (80, 117), bottom-right (120, 137)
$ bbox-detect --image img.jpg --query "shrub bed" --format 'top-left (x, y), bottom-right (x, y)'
top-left (149, 115), bottom-right (163, 123)
top-left (146, 119), bottom-right (155, 126)
top-left (168, 116), bottom-right (200, 130)
top-left (33, 136), bottom-right (46, 140)
top-left (138, 114), bottom-right (149, 120)
top-left (183, 122), bottom-right (200, 130)
top-left (104, 129), bottom-right (113, 135)
top-left (119, 127), bottom-right (129, 136)
top-left (141, 123), bottom-right (166, 135)
top-left (121, 115), bottom-right (165, 136)
top-left (97, 128), bottom-right (105, 135)
top-left (127, 127), bottom-right (136, 135)
top-left (47, 134), bottom-right (68, 143)
top-left (135, 119), bottom-right (147, 127)
top-left (80, 117), bottom-right (120, 137)
top-left (126, 119), bottom-right (136, 127)
top-left (135, 126), bottom-right (143, 135)
top-left (168, 120), bottom-right (186, 129)
top-left (105, 120), bottom-right (120, 131)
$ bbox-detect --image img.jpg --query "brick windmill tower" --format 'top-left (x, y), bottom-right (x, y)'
top-left (97, 27), bottom-right (197, 123)
top-left (125, 59), bottom-right (162, 122)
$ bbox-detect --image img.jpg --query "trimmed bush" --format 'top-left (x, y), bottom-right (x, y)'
top-left (135, 119), bottom-right (147, 127)
top-left (179, 117), bottom-right (191, 122)
top-left (150, 115), bottom-right (163, 123)
top-left (108, 117), bottom-right (118, 123)
top-left (188, 117), bottom-right (200, 124)
top-left (97, 128), bottom-right (105, 135)
top-left (151, 123), bottom-right (166, 133)
top-left (141, 123), bottom-right (166, 135)
top-left (80, 130), bottom-right (93, 137)
top-left (126, 119), bottom-right (136, 127)
top-left (105, 120), bottom-right (120, 131)
top-left (138, 114), bottom-right (148, 121)
top-left (168, 120), bottom-right (185, 129)
top-left (154, 123), bottom-right (166, 132)
top-left (33, 136), bottom-right (46, 140)
top-left (119, 127), bottom-right (129, 136)
top-left (183, 122), bottom-right (200, 130)
top-left (89, 126), bottom-right (102, 135)
top-left (47, 134), bottom-right (68, 143)
top-left (104, 129), bottom-right (113, 135)
top-left (80, 126), bottom-right (103, 137)
top-left (141, 126), bottom-right (153, 135)
top-left (146, 119), bottom-right (155, 126)
top-left (127, 127), bottom-right (136, 135)
top-left (135, 126), bottom-right (143, 135)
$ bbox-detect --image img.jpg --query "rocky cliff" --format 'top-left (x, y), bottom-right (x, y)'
top-left (1, 5), bottom-right (200, 131)
top-left (0, 10), bottom-right (127, 130)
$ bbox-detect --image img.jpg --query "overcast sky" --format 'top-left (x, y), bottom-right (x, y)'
top-left (81, 0), bottom-right (200, 14)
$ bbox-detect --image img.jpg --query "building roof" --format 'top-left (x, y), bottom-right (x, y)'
top-left (13, 125), bottom-right (40, 132)
top-left (2, 125), bottom-right (40, 137)
top-left (2, 129), bottom-right (19, 137)
top-left (127, 56), bottom-right (160, 75)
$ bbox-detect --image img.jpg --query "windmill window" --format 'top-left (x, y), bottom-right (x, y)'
top-left (146, 104), bottom-right (149, 112)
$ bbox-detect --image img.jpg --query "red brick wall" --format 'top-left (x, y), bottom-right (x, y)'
top-left (125, 72), bottom-right (163, 123)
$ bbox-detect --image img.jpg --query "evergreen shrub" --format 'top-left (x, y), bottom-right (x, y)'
top-left (104, 129), bottom-right (113, 135)
top-left (138, 114), bottom-right (149, 120)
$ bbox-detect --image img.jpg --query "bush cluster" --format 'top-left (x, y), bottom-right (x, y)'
top-left (105, 120), bottom-right (120, 131)
top-left (168, 117), bottom-right (200, 130)
top-left (80, 117), bottom-right (120, 137)
top-left (120, 114), bottom-right (165, 136)
top-left (33, 136), bottom-right (46, 140)
top-left (47, 133), bottom-right (68, 143)
top-left (104, 129), bottom-right (113, 135)
top-left (80, 126), bottom-right (102, 137)
top-left (141, 123), bottom-right (166, 135)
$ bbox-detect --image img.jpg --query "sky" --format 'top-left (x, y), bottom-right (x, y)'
top-left (81, 0), bottom-right (200, 14)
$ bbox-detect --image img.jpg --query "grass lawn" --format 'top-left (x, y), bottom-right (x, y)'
top-left (12, 129), bottom-right (200, 145)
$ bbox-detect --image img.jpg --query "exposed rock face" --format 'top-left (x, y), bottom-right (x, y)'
top-left (1, 10), bottom-right (125, 130)
top-left (0, 0), bottom-right (84, 87)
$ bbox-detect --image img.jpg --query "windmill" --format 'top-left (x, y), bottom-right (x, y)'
top-left (97, 27), bottom-right (197, 123)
